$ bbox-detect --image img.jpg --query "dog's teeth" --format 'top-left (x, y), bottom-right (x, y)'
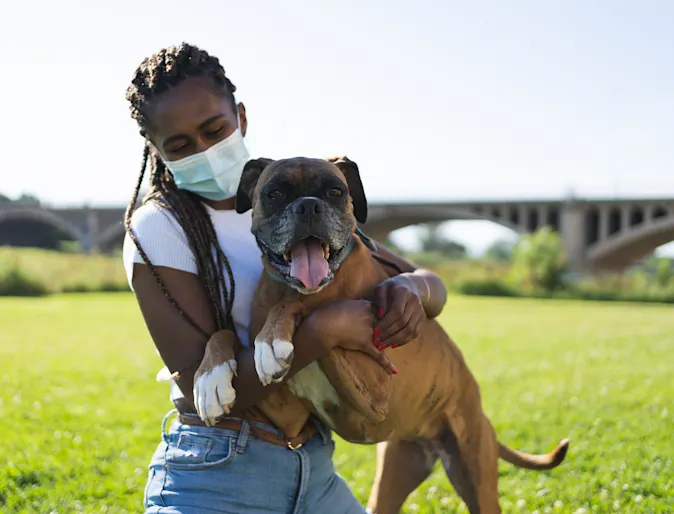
top-left (283, 252), bottom-right (291, 263)
top-left (323, 243), bottom-right (330, 260)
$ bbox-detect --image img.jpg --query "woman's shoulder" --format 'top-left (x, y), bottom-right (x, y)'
top-left (123, 200), bottom-right (197, 280)
top-left (127, 199), bottom-right (185, 237)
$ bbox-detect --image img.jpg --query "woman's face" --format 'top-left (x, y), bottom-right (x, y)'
top-left (145, 76), bottom-right (247, 163)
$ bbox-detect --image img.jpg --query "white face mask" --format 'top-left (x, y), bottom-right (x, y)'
top-left (163, 113), bottom-right (250, 201)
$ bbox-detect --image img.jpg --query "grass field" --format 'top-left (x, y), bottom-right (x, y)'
top-left (0, 247), bottom-right (128, 293)
top-left (0, 293), bottom-right (672, 513)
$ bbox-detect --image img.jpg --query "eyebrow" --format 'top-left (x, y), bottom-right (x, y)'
top-left (162, 115), bottom-right (229, 147)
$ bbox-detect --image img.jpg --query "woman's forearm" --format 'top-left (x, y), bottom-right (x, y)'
top-left (401, 269), bottom-right (448, 318)
top-left (228, 316), bottom-right (327, 415)
top-left (369, 239), bottom-right (447, 318)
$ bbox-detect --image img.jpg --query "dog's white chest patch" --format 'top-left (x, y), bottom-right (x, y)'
top-left (288, 362), bottom-right (340, 426)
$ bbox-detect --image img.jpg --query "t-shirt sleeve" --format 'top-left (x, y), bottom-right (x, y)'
top-left (122, 202), bottom-right (198, 291)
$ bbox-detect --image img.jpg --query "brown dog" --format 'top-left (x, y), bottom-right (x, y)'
top-left (193, 156), bottom-right (570, 514)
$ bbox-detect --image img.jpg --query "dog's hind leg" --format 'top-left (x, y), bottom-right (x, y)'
top-left (441, 412), bottom-right (501, 514)
top-left (437, 428), bottom-right (481, 513)
top-left (366, 439), bottom-right (437, 514)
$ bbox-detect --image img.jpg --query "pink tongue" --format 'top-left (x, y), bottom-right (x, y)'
top-left (290, 238), bottom-right (330, 290)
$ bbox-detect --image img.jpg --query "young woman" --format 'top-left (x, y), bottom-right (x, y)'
top-left (123, 42), bottom-right (448, 514)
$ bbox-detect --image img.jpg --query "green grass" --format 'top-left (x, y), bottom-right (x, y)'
top-left (0, 294), bottom-right (672, 513)
top-left (0, 247), bottom-right (128, 294)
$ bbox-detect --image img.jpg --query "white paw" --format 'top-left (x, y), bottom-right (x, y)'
top-left (156, 366), bottom-right (172, 382)
top-left (193, 359), bottom-right (238, 427)
top-left (254, 338), bottom-right (295, 386)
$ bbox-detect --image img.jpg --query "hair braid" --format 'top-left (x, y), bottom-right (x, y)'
top-left (124, 42), bottom-right (239, 340)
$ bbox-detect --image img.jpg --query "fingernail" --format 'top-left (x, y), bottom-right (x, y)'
top-left (377, 344), bottom-right (387, 351)
top-left (377, 308), bottom-right (385, 318)
top-left (373, 338), bottom-right (381, 346)
top-left (391, 344), bottom-right (399, 349)
top-left (374, 328), bottom-right (382, 337)
top-left (392, 366), bottom-right (398, 375)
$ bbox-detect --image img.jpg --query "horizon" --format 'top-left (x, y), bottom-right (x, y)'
top-left (2, 0), bottom-right (674, 255)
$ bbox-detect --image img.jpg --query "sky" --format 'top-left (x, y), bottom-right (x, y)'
top-left (2, 0), bottom-right (673, 255)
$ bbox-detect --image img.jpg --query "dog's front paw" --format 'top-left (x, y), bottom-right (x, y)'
top-left (254, 338), bottom-right (294, 386)
top-left (193, 359), bottom-right (238, 427)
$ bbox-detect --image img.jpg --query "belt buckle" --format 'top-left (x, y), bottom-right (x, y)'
top-left (286, 440), bottom-right (303, 451)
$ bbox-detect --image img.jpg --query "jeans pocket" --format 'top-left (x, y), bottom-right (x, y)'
top-left (165, 432), bottom-right (236, 471)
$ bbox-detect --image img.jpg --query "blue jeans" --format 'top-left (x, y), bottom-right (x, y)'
top-left (143, 409), bottom-right (367, 514)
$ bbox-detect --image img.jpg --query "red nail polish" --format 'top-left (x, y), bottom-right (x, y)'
top-left (377, 344), bottom-right (387, 351)
top-left (392, 366), bottom-right (398, 375)
top-left (374, 328), bottom-right (382, 337)
top-left (391, 344), bottom-right (399, 349)
top-left (373, 338), bottom-right (381, 346)
top-left (377, 308), bottom-right (385, 318)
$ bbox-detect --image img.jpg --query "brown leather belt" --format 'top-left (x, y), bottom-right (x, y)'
top-left (178, 414), bottom-right (318, 451)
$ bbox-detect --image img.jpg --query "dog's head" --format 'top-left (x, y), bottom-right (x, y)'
top-left (236, 156), bottom-right (367, 295)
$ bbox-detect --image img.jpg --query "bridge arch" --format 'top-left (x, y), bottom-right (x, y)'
top-left (586, 215), bottom-right (674, 271)
top-left (0, 208), bottom-right (83, 250)
top-left (362, 204), bottom-right (533, 242)
top-left (95, 223), bottom-right (126, 253)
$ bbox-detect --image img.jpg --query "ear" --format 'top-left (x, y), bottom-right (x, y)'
top-left (235, 158), bottom-right (275, 214)
top-left (326, 156), bottom-right (368, 223)
top-left (237, 103), bottom-right (248, 137)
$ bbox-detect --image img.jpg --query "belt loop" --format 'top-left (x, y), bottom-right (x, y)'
top-left (235, 419), bottom-right (250, 454)
top-left (161, 408), bottom-right (178, 444)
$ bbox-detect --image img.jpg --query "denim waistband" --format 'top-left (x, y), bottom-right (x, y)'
top-left (160, 409), bottom-right (331, 447)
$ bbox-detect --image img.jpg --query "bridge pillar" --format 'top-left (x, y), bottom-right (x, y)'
top-left (80, 208), bottom-right (100, 254)
top-left (599, 205), bottom-right (610, 240)
top-left (560, 201), bottom-right (587, 273)
top-left (538, 205), bottom-right (548, 231)
top-left (621, 206), bottom-right (630, 231)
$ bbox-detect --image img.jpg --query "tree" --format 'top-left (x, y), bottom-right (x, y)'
top-left (510, 226), bottom-right (567, 292)
top-left (655, 257), bottom-right (673, 288)
top-left (419, 224), bottom-right (467, 260)
top-left (484, 239), bottom-right (515, 262)
top-left (14, 193), bottom-right (41, 206)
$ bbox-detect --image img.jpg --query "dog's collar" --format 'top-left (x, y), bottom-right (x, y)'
top-left (263, 235), bottom-right (356, 286)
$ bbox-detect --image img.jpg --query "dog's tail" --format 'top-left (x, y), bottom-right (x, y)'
top-left (498, 438), bottom-right (570, 470)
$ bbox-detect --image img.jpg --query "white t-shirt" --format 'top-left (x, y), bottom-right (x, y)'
top-left (122, 200), bottom-right (263, 403)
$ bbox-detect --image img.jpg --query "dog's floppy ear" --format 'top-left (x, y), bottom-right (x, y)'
top-left (236, 158), bottom-right (275, 214)
top-left (326, 156), bottom-right (368, 223)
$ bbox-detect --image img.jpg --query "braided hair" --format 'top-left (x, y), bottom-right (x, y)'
top-left (124, 43), bottom-right (238, 339)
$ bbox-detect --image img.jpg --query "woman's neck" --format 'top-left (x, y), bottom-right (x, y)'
top-left (204, 197), bottom-right (236, 211)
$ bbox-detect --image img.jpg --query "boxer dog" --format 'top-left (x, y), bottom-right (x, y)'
top-left (193, 156), bottom-right (570, 514)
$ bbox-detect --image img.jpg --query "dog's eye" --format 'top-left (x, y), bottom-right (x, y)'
top-left (268, 190), bottom-right (282, 200)
top-left (328, 187), bottom-right (344, 198)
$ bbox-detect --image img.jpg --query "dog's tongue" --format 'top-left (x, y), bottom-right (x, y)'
top-left (290, 238), bottom-right (330, 290)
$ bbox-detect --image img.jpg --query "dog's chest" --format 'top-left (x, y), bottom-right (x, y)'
top-left (287, 362), bottom-right (340, 426)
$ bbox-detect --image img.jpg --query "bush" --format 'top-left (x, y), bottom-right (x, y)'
top-left (0, 247), bottom-right (129, 294)
top-left (509, 227), bottom-right (568, 293)
top-left (0, 266), bottom-right (50, 297)
top-left (99, 280), bottom-right (130, 293)
top-left (457, 279), bottom-right (518, 297)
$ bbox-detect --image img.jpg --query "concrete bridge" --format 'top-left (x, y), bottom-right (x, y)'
top-left (1, 197), bottom-right (673, 272)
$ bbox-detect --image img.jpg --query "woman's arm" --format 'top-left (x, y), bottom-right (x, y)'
top-left (353, 237), bottom-right (449, 349)
top-left (130, 264), bottom-right (387, 414)
top-left (131, 264), bottom-right (333, 412)
top-left (370, 240), bottom-right (448, 319)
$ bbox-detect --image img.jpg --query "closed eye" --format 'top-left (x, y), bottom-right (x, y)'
top-left (205, 126), bottom-right (225, 138)
top-left (328, 187), bottom-right (344, 197)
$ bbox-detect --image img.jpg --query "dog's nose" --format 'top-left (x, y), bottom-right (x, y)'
top-left (293, 197), bottom-right (323, 218)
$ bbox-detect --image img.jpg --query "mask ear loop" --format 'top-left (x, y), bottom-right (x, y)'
top-left (236, 104), bottom-right (243, 134)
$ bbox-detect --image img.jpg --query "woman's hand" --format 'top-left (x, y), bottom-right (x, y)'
top-left (307, 300), bottom-right (397, 375)
top-left (372, 274), bottom-right (426, 349)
